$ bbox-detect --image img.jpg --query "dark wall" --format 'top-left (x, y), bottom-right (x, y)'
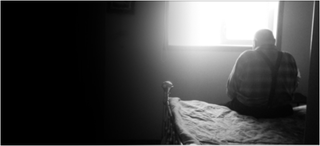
top-left (2, 2), bottom-right (104, 144)
top-left (304, 1), bottom-right (319, 144)
top-left (281, 1), bottom-right (313, 96)
top-left (2, 1), bottom-right (165, 144)
top-left (103, 2), bottom-right (166, 142)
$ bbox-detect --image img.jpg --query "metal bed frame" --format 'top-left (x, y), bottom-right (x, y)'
top-left (161, 81), bottom-right (183, 145)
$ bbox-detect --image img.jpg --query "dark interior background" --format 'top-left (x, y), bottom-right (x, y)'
top-left (2, 2), bottom-right (105, 144)
top-left (1, 1), bottom-right (318, 145)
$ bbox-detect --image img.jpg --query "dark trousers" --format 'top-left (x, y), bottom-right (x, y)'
top-left (225, 98), bottom-right (293, 119)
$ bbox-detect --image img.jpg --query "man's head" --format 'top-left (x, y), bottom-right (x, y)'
top-left (253, 29), bottom-right (276, 49)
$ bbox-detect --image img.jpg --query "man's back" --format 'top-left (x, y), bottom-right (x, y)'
top-left (225, 29), bottom-right (300, 118)
top-left (227, 45), bottom-right (300, 108)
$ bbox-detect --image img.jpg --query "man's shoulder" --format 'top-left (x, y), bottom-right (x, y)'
top-left (239, 49), bottom-right (256, 58)
top-left (235, 50), bottom-right (256, 64)
top-left (280, 51), bottom-right (296, 60)
top-left (281, 51), bottom-right (293, 56)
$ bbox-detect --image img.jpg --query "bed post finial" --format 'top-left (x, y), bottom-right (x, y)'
top-left (162, 81), bottom-right (174, 94)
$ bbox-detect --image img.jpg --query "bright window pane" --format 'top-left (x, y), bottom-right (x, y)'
top-left (168, 2), bottom-right (279, 46)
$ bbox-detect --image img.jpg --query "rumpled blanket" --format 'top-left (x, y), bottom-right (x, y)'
top-left (169, 97), bottom-right (306, 145)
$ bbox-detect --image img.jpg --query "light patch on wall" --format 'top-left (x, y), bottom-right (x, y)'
top-left (168, 2), bottom-right (279, 47)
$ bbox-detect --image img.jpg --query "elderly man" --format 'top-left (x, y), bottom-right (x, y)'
top-left (226, 29), bottom-right (300, 118)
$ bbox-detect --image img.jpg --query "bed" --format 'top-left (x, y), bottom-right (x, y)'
top-left (161, 81), bottom-right (306, 145)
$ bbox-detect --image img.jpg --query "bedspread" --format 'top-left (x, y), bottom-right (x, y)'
top-left (169, 97), bottom-right (306, 145)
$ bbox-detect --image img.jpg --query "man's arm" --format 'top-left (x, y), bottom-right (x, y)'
top-left (226, 66), bottom-right (237, 100)
top-left (226, 51), bottom-right (248, 100)
top-left (296, 69), bottom-right (301, 90)
top-left (289, 52), bottom-right (301, 92)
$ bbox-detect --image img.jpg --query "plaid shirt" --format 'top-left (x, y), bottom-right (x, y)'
top-left (227, 45), bottom-right (300, 108)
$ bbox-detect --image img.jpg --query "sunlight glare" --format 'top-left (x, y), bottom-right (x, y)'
top-left (168, 2), bottom-right (279, 46)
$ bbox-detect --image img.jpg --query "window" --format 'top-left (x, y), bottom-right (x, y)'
top-left (168, 2), bottom-right (279, 47)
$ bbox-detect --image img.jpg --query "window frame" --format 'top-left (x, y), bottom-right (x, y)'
top-left (164, 1), bottom-right (284, 52)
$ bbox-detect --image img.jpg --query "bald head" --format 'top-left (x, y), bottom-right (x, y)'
top-left (253, 29), bottom-right (276, 48)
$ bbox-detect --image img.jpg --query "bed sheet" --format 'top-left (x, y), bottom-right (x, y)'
top-left (169, 97), bottom-right (306, 145)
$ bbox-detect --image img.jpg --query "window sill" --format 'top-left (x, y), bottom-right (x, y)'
top-left (166, 45), bottom-right (252, 52)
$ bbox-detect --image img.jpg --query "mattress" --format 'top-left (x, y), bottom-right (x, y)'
top-left (169, 97), bottom-right (306, 145)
